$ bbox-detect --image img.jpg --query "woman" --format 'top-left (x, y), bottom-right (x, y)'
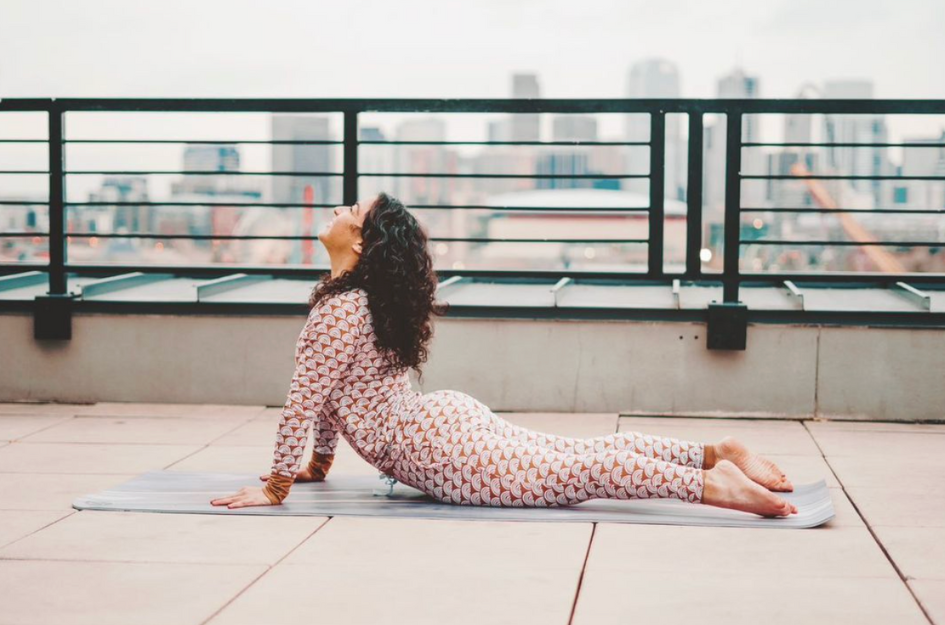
top-left (211, 193), bottom-right (797, 517)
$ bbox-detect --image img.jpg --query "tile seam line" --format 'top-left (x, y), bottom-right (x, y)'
top-left (567, 523), bottom-right (596, 625)
top-left (801, 420), bottom-right (934, 625)
top-left (198, 515), bottom-right (335, 625)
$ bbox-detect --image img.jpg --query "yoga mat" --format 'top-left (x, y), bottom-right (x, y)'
top-left (73, 471), bottom-right (836, 529)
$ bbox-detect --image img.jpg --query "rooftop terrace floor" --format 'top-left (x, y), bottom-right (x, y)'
top-left (0, 403), bottom-right (942, 624)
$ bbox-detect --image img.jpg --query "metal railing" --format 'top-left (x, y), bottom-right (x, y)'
top-left (1, 98), bottom-right (944, 307)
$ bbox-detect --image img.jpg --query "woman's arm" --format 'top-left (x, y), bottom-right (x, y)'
top-left (262, 291), bottom-right (364, 504)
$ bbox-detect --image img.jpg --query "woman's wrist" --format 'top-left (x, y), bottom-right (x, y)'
top-left (307, 451), bottom-right (335, 480)
top-left (262, 473), bottom-right (294, 504)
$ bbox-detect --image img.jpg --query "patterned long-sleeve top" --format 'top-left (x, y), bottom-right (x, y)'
top-left (262, 287), bottom-right (421, 504)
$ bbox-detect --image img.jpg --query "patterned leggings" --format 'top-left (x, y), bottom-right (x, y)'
top-left (387, 391), bottom-right (706, 507)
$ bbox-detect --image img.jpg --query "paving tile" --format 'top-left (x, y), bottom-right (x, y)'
top-left (823, 487), bottom-right (866, 528)
top-left (0, 510), bottom-right (327, 565)
top-left (572, 572), bottom-right (927, 625)
top-left (807, 427), bottom-right (945, 458)
top-left (872, 527), bottom-right (945, 580)
top-left (0, 415), bottom-right (75, 441)
top-left (0, 442), bottom-right (201, 474)
top-left (211, 412), bottom-right (289, 446)
top-left (73, 403), bottom-right (266, 419)
top-left (806, 420), bottom-right (945, 435)
top-left (619, 416), bottom-right (804, 429)
top-left (589, 521), bottom-right (894, 578)
top-left (495, 412), bottom-right (620, 437)
top-left (618, 417), bottom-right (820, 455)
top-left (0, 473), bottom-right (138, 511)
top-left (909, 580), bottom-right (945, 624)
top-left (209, 516), bottom-right (591, 625)
top-left (0, 559), bottom-right (265, 625)
top-left (21, 416), bottom-right (244, 445)
top-left (0, 402), bottom-right (90, 416)
top-left (0, 510), bottom-right (73, 547)
top-left (168, 440), bottom-right (381, 477)
top-left (844, 486), bottom-right (945, 527)
top-left (827, 456), bottom-right (945, 493)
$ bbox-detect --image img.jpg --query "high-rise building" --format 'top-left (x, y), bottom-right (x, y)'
top-left (822, 80), bottom-right (891, 206)
top-left (510, 73), bottom-right (541, 143)
top-left (715, 67), bottom-right (764, 208)
top-left (551, 115), bottom-right (598, 142)
top-left (270, 115), bottom-right (336, 265)
top-left (270, 115), bottom-right (335, 206)
top-left (624, 59), bottom-right (684, 200)
top-left (717, 67), bottom-right (761, 141)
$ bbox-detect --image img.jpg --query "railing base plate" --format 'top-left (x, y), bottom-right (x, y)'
top-left (707, 302), bottom-right (748, 350)
top-left (34, 294), bottom-right (75, 341)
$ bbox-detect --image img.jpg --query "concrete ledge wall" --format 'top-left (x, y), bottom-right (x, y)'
top-left (1, 312), bottom-right (943, 421)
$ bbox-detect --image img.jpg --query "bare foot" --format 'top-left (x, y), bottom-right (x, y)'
top-left (714, 436), bottom-right (793, 492)
top-left (703, 460), bottom-right (798, 517)
top-left (259, 466), bottom-right (322, 483)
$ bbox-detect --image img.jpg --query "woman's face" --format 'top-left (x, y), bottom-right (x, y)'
top-left (318, 194), bottom-right (377, 254)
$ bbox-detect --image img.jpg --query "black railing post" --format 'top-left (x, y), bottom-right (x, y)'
top-left (48, 103), bottom-right (67, 295)
top-left (34, 101), bottom-right (74, 340)
top-left (707, 110), bottom-right (748, 351)
top-left (685, 113), bottom-right (704, 278)
top-left (342, 109), bottom-right (359, 206)
top-left (722, 112), bottom-right (742, 302)
top-left (648, 111), bottom-right (665, 278)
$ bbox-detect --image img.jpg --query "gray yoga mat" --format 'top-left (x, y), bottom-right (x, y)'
top-left (73, 470), bottom-right (836, 529)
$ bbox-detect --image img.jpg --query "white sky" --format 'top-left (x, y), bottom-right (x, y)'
top-left (0, 0), bottom-right (943, 201)
top-left (1, 0), bottom-right (942, 99)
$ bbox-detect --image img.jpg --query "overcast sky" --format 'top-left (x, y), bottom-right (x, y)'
top-left (1, 0), bottom-right (943, 99)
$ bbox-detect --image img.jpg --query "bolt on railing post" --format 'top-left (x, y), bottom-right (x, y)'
top-left (685, 112), bottom-right (704, 279)
top-left (722, 111), bottom-right (742, 303)
top-left (47, 103), bottom-right (67, 296)
top-left (647, 111), bottom-right (665, 278)
top-left (342, 110), bottom-right (359, 206)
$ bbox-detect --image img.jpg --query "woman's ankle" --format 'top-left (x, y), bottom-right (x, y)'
top-left (703, 443), bottom-right (718, 469)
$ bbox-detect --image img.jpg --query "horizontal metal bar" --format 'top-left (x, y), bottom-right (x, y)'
top-left (57, 170), bottom-right (647, 180)
top-left (742, 207), bottom-right (945, 214)
top-left (0, 232), bottom-right (49, 237)
top-left (358, 172), bottom-right (647, 179)
top-left (66, 201), bottom-right (337, 208)
top-left (65, 139), bottom-right (342, 145)
top-left (0, 200), bottom-right (49, 206)
top-left (0, 170), bottom-right (47, 175)
top-left (0, 139), bottom-right (47, 143)
top-left (59, 201), bottom-right (652, 212)
top-left (6, 263), bottom-right (943, 286)
top-left (359, 140), bottom-right (651, 146)
top-left (61, 233), bottom-right (649, 244)
top-left (64, 170), bottom-right (343, 176)
top-left (742, 239), bottom-right (943, 247)
top-left (741, 174), bottom-right (945, 181)
top-left (3, 98), bottom-right (945, 115)
top-left (742, 142), bottom-right (945, 148)
top-left (406, 204), bottom-right (651, 212)
top-left (741, 271), bottom-right (945, 284)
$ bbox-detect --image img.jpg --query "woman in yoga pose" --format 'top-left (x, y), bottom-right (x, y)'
top-left (211, 193), bottom-right (797, 516)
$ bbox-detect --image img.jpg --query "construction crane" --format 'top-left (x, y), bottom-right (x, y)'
top-left (789, 162), bottom-right (905, 273)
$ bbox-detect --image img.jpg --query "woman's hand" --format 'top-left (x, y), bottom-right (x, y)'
top-left (210, 486), bottom-right (276, 509)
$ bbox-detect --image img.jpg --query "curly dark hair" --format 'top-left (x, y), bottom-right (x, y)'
top-left (307, 192), bottom-right (449, 384)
